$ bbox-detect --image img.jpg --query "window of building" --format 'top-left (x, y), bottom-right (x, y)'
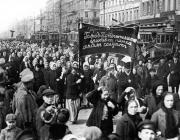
top-left (109, 14), bottom-right (111, 23)
top-left (126, 11), bottom-right (128, 21)
top-left (142, 3), bottom-right (145, 16)
top-left (162, 0), bottom-right (165, 11)
top-left (151, 0), bottom-right (154, 14)
top-left (112, 13), bottom-right (114, 20)
top-left (85, 11), bottom-right (88, 17)
top-left (94, 12), bottom-right (97, 17)
top-left (134, 10), bottom-right (136, 20)
top-left (112, 0), bottom-right (114, 5)
top-left (161, 35), bottom-right (165, 43)
top-left (122, 12), bottom-right (124, 22)
top-left (157, 35), bottom-right (160, 43)
top-left (156, 0), bottom-right (160, 13)
top-left (130, 10), bottom-right (132, 21)
top-left (115, 13), bottom-right (117, 20)
top-left (119, 12), bottom-right (121, 21)
top-left (137, 9), bottom-right (139, 19)
top-left (147, 2), bottom-right (150, 14)
top-left (167, 0), bottom-right (170, 11)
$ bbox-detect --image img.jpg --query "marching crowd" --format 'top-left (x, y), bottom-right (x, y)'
top-left (0, 40), bottom-right (180, 140)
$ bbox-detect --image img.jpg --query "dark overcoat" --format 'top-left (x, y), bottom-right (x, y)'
top-left (65, 73), bottom-right (80, 99)
top-left (116, 113), bottom-right (141, 140)
top-left (86, 89), bottom-right (118, 135)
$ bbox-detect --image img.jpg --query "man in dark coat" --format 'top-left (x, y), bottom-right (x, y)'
top-left (33, 64), bottom-right (45, 92)
top-left (157, 57), bottom-right (170, 86)
top-left (12, 69), bottom-right (38, 129)
top-left (65, 68), bottom-right (81, 124)
top-left (169, 54), bottom-right (180, 93)
top-left (86, 87), bottom-right (118, 136)
top-left (41, 61), bottom-right (50, 87)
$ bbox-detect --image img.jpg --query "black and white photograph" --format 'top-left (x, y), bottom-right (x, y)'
top-left (0, 0), bottom-right (180, 140)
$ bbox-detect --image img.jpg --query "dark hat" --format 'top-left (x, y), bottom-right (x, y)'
top-left (124, 62), bottom-right (131, 69)
top-left (42, 89), bottom-right (56, 96)
top-left (138, 120), bottom-right (156, 132)
top-left (149, 68), bottom-right (156, 73)
top-left (6, 113), bottom-right (16, 122)
top-left (57, 108), bottom-right (70, 123)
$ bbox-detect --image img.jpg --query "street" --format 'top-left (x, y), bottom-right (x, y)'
top-left (67, 108), bottom-right (122, 135)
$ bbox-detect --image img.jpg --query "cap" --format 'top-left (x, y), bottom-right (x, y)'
top-left (149, 68), bottom-right (156, 73)
top-left (138, 120), bottom-right (156, 132)
top-left (42, 89), bottom-right (56, 96)
top-left (6, 113), bottom-right (16, 122)
top-left (21, 69), bottom-right (34, 83)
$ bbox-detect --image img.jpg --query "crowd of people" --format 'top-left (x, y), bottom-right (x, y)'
top-left (0, 40), bottom-right (180, 140)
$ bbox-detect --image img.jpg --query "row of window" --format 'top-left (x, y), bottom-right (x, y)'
top-left (142, 0), bottom-right (176, 16)
top-left (140, 34), bottom-right (175, 44)
top-left (85, 11), bottom-right (97, 18)
top-left (100, 8), bottom-right (139, 25)
top-left (100, 0), bottom-right (135, 8)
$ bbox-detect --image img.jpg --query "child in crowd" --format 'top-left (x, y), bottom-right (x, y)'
top-left (0, 113), bottom-right (22, 140)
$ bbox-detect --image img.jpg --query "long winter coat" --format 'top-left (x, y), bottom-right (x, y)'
top-left (65, 73), bottom-right (81, 99)
top-left (116, 113), bottom-right (142, 140)
top-left (86, 89), bottom-right (118, 135)
top-left (151, 108), bottom-right (180, 138)
top-left (169, 61), bottom-right (180, 87)
top-left (12, 84), bottom-right (38, 129)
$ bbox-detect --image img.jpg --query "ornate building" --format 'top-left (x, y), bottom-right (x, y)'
top-left (61, 0), bottom-right (100, 32)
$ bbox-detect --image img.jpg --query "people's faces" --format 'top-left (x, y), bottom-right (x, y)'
top-left (101, 90), bottom-right (109, 101)
top-left (132, 68), bottom-right (136, 74)
top-left (164, 94), bottom-right (174, 109)
top-left (139, 60), bottom-right (143, 65)
top-left (173, 57), bottom-right (178, 63)
top-left (43, 95), bottom-right (55, 105)
top-left (35, 66), bottom-right (40, 71)
top-left (138, 129), bottom-right (156, 140)
top-left (6, 121), bottom-right (16, 129)
top-left (71, 69), bottom-right (76, 75)
top-left (160, 59), bottom-right (165, 64)
top-left (127, 101), bottom-right (138, 115)
top-left (156, 85), bottom-right (163, 96)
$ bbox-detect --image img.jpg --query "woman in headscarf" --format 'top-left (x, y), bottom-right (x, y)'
top-left (116, 99), bottom-right (142, 140)
top-left (144, 80), bottom-right (166, 119)
top-left (151, 92), bottom-right (180, 140)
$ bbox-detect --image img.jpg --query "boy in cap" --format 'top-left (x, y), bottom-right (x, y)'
top-left (0, 113), bottom-right (22, 140)
top-left (36, 89), bottom-right (58, 138)
top-left (138, 120), bottom-right (157, 140)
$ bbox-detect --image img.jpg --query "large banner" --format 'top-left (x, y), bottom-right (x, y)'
top-left (79, 23), bottom-right (138, 57)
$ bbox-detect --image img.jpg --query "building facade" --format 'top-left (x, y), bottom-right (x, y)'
top-left (99, 0), bottom-right (141, 26)
top-left (100, 0), bottom-right (180, 42)
top-left (61, 0), bottom-right (100, 32)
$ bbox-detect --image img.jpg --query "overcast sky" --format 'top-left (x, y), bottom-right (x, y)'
top-left (0, 0), bottom-right (47, 33)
